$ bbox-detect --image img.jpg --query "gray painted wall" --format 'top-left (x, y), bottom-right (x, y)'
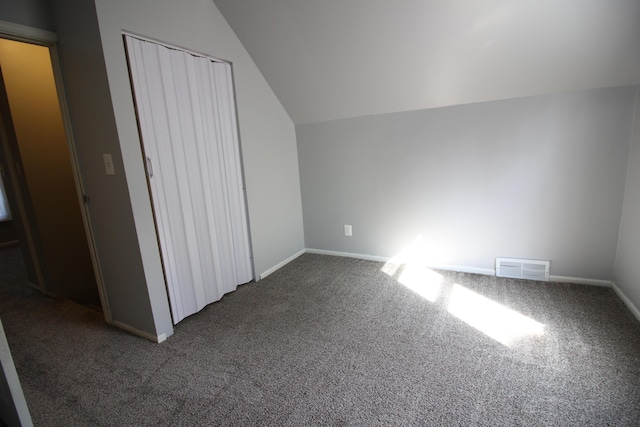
top-left (1, 0), bottom-right (166, 338)
top-left (92, 0), bottom-right (304, 287)
top-left (298, 86), bottom-right (636, 279)
top-left (51, 0), bottom-right (170, 338)
top-left (2, 1), bottom-right (160, 331)
top-left (615, 87), bottom-right (640, 312)
top-left (0, 0), bottom-right (54, 32)
top-left (2, 0), bottom-right (304, 340)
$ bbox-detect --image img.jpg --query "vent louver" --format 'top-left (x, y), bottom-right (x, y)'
top-left (496, 258), bottom-right (549, 281)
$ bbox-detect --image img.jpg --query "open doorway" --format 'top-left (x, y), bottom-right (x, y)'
top-left (0, 38), bottom-right (100, 307)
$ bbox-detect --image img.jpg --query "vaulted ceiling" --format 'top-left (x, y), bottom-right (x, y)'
top-left (213, 0), bottom-right (640, 125)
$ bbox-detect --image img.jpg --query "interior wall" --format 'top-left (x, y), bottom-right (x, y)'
top-left (49, 0), bottom-right (305, 339)
top-left (51, 0), bottom-right (170, 339)
top-left (0, 0), bottom-right (55, 32)
top-left (0, 1), bottom-right (55, 291)
top-left (0, 39), bottom-right (98, 304)
top-left (298, 86), bottom-right (636, 280)
top-left (615, 86), bottom-right (640, 313)
top-left (91, 0), bottom-right (304, 282)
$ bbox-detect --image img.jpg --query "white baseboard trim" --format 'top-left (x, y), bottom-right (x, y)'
top-left (111, 320), bottom-right (166, 343)
top-left (305, 248), bottom-right (389, 263)
top-left (610, 283), bottom-right (640, 322)
top-left (433, 265), bottom-right (495, 276)
top-left (261, 247), bottom-right (640, 322)
top-left (259, 249), bottom-right (306, 280)
top-left (548, 276), bottom-right (614, 287)
top-left (305, 249), bottom-right (496, 276)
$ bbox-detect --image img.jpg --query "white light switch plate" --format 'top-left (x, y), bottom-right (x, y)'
top-left (344, 224), bottom-right (352, 236)
top-left (103, 154), bottom-right (115, 175)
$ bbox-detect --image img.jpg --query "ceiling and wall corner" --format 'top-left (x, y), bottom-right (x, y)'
top-left (213, 0), bottom-right (640, 125)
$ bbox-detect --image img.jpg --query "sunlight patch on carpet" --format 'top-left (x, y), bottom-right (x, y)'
top-left (382, 236), bottom-right (445, 302)
top-left (447, 284), bottom-right (544, 346)
top-left (397, 265), bottom-right (443, 302)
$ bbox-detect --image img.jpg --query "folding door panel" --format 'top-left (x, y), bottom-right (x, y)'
top-left (125, 36), bottom-right (252, 324)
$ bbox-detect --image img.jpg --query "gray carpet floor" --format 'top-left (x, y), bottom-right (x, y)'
top-left (1, 245), bottom-right (639, 426)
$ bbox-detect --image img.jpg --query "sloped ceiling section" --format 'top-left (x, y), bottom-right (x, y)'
top-left (213, 0), bottom-right (640, 125)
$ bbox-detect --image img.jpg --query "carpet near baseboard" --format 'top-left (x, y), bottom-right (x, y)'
top-left (1, 247), bottom-right (639, 426)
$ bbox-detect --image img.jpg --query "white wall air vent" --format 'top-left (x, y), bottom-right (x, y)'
top-left (496, 258), bottom-right (550, 281)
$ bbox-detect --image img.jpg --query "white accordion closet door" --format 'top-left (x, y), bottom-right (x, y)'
top-left (125, 35), bottom-right (253, 324)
